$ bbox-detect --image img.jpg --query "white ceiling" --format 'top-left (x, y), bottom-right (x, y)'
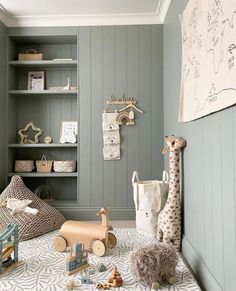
top-left (0, 0), bottom-right (171, 27)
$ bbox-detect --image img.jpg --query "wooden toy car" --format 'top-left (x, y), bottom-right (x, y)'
top-left (53, 208), bottom-right (117, 257)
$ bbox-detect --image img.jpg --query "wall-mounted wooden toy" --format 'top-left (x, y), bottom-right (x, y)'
top-left (65, 242), bottom-right (90, 275)
top-left (0, 224), bottom-right (19, 274)
top-left (53, 208), bottom-right (117, 257)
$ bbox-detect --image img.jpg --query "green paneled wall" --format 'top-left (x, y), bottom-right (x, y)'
top-left (3, 25), bottom-right (164, 220)
top-left (0, 21), bottom-right (7, 191)
top-left (164, 1), bottom-right (236, 290)
top-left (79, 25), bottom-right (164, 214)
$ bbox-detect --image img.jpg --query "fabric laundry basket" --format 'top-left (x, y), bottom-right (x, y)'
top-left (132, 170), bottom-right (169, 237)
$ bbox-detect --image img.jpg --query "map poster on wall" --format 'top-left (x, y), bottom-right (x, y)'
top-left (179, 0), bottom-right (236, 122)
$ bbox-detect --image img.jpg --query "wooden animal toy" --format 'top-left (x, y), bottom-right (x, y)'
top-left (65, 242), bottom-right (90, 275)
top-left (157, 135), bottom-right (186, 250)
top-left (53, 208), bottom-right (117, 257)
top-left (0, 224), bottom-right (19, 274)
top-left (108, 267), bottom-right (123, 287)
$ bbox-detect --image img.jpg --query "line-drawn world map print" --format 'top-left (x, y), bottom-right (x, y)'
top-left (179, 0), bottom-right (236, 122)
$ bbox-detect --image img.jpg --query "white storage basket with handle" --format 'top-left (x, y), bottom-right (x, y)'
top-left (132, 170), bottom-right (169, 237)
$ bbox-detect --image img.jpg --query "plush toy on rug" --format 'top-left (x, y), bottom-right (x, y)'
top-left (129, 244), bottom-right (177, 289)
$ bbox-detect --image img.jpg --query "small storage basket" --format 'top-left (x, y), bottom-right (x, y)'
top-left (15, 160), bottom-right (34, 172)
top-left (53, 160), bottom-right (76, 173)
top-left (36, 155), bottom-right (53, 173)
top-left (18, 49), bottom-right (43, 61)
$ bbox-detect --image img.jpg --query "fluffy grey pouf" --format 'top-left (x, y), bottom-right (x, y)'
top-left (129, 244), bottom-right (178, 286)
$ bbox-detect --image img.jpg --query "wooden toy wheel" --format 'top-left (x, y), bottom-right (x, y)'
top-left (53, 236), bottom-right (67, 252)
top-left (92, 239), bottom-right (106, 257)
top-left (107, 232), bottom-right (117, 248)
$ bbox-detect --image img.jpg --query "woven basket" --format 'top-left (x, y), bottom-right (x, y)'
top-left (15, 160), bottom-right (35, 173)
top-left (53, 160), bottom-right (76, 173)
top-left (36, 155), bottom-right (53, 173)
top-left (18, 49), bottom-right (43, 61)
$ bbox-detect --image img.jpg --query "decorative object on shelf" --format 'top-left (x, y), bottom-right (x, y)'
top-left (129, 244), bottom-right (177, 288)
top-left (53, 160), bottom-right (76, 173)
top-left (34, 185), bottom-right (54, 201)
top-left (102, 113), bottom-right (120, 160)
top-left (157, 135), bottom-right (186, 250)
top-left (53, 207), bottom-right (117, 257)
top-left (36, 155), bottom-right (53, 173)
top-left (60, 121), bottom-right (77, 144)
top-left (18, 122), bottom-right (43, 144)
top-left (15, 160), bottom-right (35, 173)
top-left (65, 242), bottom-right (90, 275)
top-left (48, 77), bottom-right (77, 91)
top-left (27, 71), bottom-right (45, 90)
top-left (18, 49), bottom-right (43, 61)
top-left (0, 224), bottom-right (19, 274)
top-left (44, 136), bottom-right (53, 144)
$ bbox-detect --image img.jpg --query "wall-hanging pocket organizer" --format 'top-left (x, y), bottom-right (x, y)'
top-left (102, 112), bottom-right (120, 160)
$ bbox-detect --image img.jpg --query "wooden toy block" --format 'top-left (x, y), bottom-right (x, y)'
top-left (65, 242), bottom-right (90, 276)
top-left (0, 224), bottom-right (19, 274)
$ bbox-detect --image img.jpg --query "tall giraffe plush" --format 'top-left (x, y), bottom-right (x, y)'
top-left (157, 135), bottom-right (186, 250)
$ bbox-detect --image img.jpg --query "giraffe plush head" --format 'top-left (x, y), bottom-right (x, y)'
top-left (162, 135), bottom-right (186, 154)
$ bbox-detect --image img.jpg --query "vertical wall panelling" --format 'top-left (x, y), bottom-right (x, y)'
top-left (102, 26), bottom-right (116, 207)
top-left (79, 25), bottom-right (164, 217)
top-left (0, 22), bottom-right (7, 191)
top-left (91, 27), bottom-right (103, 207)
top-left (114, 26), bottom-right (128, 208)
top-left (164, 1), bottom-right (236, 290)
top-left (79, 27), bottom-right (91, 207)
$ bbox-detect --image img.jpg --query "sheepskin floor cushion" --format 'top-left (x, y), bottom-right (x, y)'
top-left (0, 175), bottom-right (66, 241)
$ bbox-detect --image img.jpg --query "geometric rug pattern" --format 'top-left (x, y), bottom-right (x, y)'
top-left (0, 228), bottom-right (201, 290)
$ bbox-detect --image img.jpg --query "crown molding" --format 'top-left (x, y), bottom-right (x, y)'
top-left (0, 1), bottom-right (171, 27)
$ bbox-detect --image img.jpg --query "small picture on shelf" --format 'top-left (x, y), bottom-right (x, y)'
top-left (28, 71), bottom-right (45, 90)
top-left (60, 121), bottom-right (78, 144)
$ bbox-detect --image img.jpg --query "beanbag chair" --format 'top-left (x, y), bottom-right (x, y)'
top-left (0, 175), bottom-right (66, 240)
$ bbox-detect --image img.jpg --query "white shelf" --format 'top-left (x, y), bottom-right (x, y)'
top-left (8, 143), bottom-right (78, 148)
top-left (8, 172), bottom-right (78, 177)
top-left (8, 60), bottom-right (77, 68)
top-left (8, 90), bottom-right (78, 96)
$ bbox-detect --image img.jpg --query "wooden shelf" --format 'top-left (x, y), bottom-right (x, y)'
top-left (8, 172), bottom-right (78, 177)
top-left (8, 90), bottom-right (78, 96)
top-left (8, 60), bottom-right (77, 68)
top-left (8, 143), bottom-right (78, 148)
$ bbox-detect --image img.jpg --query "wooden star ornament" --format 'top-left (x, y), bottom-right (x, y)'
top-left (18, 122), bottom-right (43, 144)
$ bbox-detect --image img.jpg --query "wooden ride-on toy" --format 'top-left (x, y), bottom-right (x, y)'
top-left (53, 208), bottom-right (117, 257)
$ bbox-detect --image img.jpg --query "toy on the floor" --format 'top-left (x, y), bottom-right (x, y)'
top-left (81, 274), bottom-right (92, 284)
top-left (65, 242), bottom-right (90, 275)
top-left (0, 224), bottom-right (19, 274)
top-left (53, 207), bottom-right (117, 257)
top-left (96, 267), bottom-right (123, 290)
top-left (108, 267), bottom-right (123, 287)
top-left (97, 262), bottom-right (107, 272)
top-left (66, 279), bottom-right (75, 291)
top-left (129, 244), bottom-right (177, 288)
top-left (157, 135), bottom-right (186, 250)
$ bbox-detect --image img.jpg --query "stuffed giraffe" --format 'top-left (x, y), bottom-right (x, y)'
top-left (157, 135), bottom-right (186, 250)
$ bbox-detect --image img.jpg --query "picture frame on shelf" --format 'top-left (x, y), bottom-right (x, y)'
top-left (60, 121), bottom-right (78, 144)
top-left (27, 71), bottom-right (45, 90)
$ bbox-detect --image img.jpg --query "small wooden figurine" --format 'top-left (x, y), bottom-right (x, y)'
top-left (65, 242), bottom-right (90, 275)
top-left (66, 279), bottom-right (75, 291)
top-left (108, 267), bottom-right (123, 287)
top-left (0, 224), bottom-right (19, 274)
top-left (53, 208), bottom-right (117, 257)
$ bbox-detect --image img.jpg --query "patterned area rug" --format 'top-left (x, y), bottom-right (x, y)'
top-left (0, 228), bottom-right (200, 291)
